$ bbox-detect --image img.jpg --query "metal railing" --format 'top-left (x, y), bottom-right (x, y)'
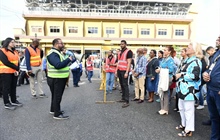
top-left (23, 8), bottom-right (189, 19)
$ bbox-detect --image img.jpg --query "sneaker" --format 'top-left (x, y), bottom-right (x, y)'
top-left (53, 114), bottom-right (69, 120)
top-left (32, 95), bottom-right (37, 99)
top-left (39, 94), bottom-right (46, 98)
top-left (196, 105), bottom-right (205, 110)
top-left (50, 110), bottom-right (65, 115)
top-left (11, 100), bottom-right (23, 107)
top-left (204, 100), bottom-right (207, 106)
top-left (122, 102), bottom-right (129, 108)
top-left (4, 103), bottom-right (16, 110)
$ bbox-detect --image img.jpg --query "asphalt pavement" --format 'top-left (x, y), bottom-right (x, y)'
top-left (0, 70), bottom-right (211, 140)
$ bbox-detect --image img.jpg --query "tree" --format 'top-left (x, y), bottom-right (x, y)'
top-left (173, 45), bottom-right (182, 59)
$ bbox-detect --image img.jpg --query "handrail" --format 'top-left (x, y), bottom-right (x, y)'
top-left (23, 8), bottom-right (189, 19)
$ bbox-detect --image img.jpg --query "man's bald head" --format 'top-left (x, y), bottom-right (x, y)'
top-left (137, 48), bottom-right (144, 56)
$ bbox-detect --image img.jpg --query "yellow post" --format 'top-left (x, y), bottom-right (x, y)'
top-left (96, 76), bottom-right (115, 104)
top-left (99, 70), bottom-right (106, 90)
top-left (103, 76), bottom-right (107, 102)
top-left (96, 46), bottom-right (115, 104)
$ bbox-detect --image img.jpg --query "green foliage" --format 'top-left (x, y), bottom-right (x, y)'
top-left (173, 45), bottom-right (182, 59)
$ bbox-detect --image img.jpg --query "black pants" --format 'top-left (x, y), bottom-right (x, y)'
top-left (144, 78), bottom-right (147, 96)
top-left (71, 68), bottom-right (80, 86)
top-left (129, 75), bottom-right (133, 84)
top-left (18, 71), bottom-right (29, 85)
top-left (2, 73), bottom-right (18, 104)
top-left (118, 70), bottom-right (129, 103)
top-left (47, 77), bottom-right (67, 117)
top-left (175, 93), bottom-right (179, 110)
top-left (0, 74), bottom-right (2, 97)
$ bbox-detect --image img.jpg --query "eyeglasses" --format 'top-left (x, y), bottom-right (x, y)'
top-left (57, 42), bottom-right (64, 45)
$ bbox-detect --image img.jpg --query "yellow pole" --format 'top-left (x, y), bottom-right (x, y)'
top-left (96, 70), bottom-right (115, 104)
top-left (99, 70), bottom-right (106, 90)
top-left (103, 72), bottom-right (106, 102)
top-left (96, 49), bottom-right (114, 104)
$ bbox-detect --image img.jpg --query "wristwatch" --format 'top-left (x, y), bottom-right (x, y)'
top-left (181, 73), bottom-right (184, 78)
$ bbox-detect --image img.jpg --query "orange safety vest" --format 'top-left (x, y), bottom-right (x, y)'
top-left (86, 60), bottom-right (93, 71)
top-left (0, 48), bottom-right (19, 74)
top-left (105, 57), bottom-right (116, 73)
top-left (27, 46), bottom-right (41, 67)
top-left (117, 49), bottom-right (130, 71)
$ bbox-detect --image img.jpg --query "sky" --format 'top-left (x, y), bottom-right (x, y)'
top-left (0, 0), bottom-right (220, 46)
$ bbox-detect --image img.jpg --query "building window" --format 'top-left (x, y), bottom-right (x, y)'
top-left (69, 26), bottom-right (78, 33)
top-left (106, 27), bottom-right (115, 34)
top-left (123, 28), bottom-right (132, 35)
top-left (31, 26), bottom-right (42, 33)
top-left (175, 29), bottom-right (184, 36)
top-left (88, 27), bottom-right (98, 34)
top-left (158, 29), bottom-right (167, 35)
top-left (141, 28), bottom-right (150, 35)
top-left (50, 26), bottom-right (60, 33)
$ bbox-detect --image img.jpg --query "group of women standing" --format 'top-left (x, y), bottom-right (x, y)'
top-left (155, 43), bottom-right (203, 137)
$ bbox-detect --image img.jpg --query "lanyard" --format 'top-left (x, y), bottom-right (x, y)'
top-left (209, 54), bottom-right (220, 75)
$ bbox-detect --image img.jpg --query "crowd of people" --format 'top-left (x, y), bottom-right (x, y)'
top-left (0, 38), bottom-right (94, 119)
top-left (102, 37), bottom-right (220, 139)
top-left (0, 35), bottom-right (219, 139)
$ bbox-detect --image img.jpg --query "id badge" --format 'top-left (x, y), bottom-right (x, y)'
top-left (209, 63), bottom-right (215, 71)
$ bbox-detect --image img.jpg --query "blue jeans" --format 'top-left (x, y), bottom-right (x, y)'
top-left (207, 88), bottom-right (220, 140)
top-left (71, 68), bottom-right (80, 86)
top-left (88, 71), bottom-right (93, 82)
top-left (198, 86), bottom-right (204, 106)
top-left (106, 72), bottom-right (115, 93)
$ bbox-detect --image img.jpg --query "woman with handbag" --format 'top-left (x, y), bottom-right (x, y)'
top-left (155, 46), bottom-right (175, 115)
top-left (175, 42), bottom-right (202, 137)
